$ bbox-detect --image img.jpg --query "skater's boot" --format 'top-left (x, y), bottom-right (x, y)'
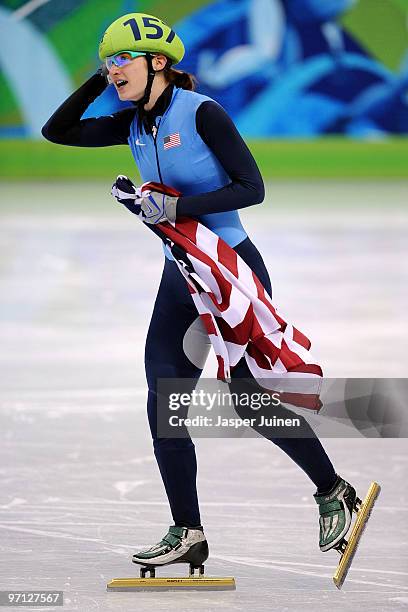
top-left (314, 475), bottom-right (361, 553)
top-left (132, 526), bottom-right (209, 572)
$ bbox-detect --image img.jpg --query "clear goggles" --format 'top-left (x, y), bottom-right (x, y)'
top-left (105, 50), bottom-right (146, 70)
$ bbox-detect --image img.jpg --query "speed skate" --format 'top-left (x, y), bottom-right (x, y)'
top-left (107, 525), bottom-right (235, 591)
top-left (314, 476), bottom-right (381, 589)
top-left (332, 481), bottom-right (381, 589)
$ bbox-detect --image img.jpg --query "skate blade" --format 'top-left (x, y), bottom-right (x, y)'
top-left (333, 481), bottom-right (381, 590)
top-left (107, 576), bottom-right (236, 592)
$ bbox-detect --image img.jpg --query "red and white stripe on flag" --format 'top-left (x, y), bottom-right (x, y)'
top-left (163, 133), bottom-right (181, 150)
top-left (156, 217), bottom-right (323, 411)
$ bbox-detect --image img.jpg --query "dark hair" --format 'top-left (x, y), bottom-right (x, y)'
top-left (165, 66), bottom-right (197, 91)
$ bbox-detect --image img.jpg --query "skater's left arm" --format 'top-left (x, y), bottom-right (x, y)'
top-left (176, 102), bottom-right (265, 217)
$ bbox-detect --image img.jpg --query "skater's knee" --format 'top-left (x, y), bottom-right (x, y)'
top-left (147, 390), bottom-right (194, 446)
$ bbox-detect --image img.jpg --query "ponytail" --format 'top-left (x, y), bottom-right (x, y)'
top-left (165, 66), bottom-right (197, 91)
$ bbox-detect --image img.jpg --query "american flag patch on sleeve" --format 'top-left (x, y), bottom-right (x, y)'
top-left (163, 133), bottom-right (181, 150)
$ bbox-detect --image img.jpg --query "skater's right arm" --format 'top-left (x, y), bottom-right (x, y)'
top-left (41, 72), bottom-right (135, 147)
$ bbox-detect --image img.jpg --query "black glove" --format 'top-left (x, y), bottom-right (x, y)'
top-left (111, 175), bottom-right (142, 216)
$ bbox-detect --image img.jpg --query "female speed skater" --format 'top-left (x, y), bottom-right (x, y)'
top-left (42, 12), bottom-right (368, 580)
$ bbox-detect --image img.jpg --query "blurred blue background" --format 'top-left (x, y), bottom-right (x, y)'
top-left (1, 0), bottom-right (407, 139)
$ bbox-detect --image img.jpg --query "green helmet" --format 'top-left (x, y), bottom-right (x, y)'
top-left (99, 12), bottom-right (184, 65)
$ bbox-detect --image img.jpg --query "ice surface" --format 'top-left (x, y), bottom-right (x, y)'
top-left (0, 181), bottom-right (407, 611)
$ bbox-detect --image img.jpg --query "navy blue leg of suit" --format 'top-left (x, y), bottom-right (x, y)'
top-left (144, 238), bottom-right (337, 527)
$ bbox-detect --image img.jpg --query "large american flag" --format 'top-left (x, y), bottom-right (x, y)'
top-left (139, 182), bottom-right (323, 411)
